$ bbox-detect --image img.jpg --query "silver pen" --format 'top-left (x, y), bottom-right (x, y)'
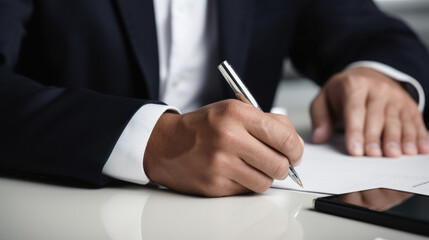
top-left (218, 60), bottom-right (304, 188)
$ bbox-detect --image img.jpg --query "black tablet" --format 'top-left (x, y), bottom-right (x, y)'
top-left (314, 188), bottom-right (429, 236)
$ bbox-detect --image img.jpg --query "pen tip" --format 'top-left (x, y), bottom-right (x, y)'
top-left (298, 181), bottom-right (304, 188)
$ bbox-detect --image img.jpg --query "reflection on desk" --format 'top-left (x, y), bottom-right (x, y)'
top-left (0, 176), bottom-right (427, 240)
top-left (103, 189), bottom-right (303, 239)
top-left (0, 177), bottom-right (303, 240)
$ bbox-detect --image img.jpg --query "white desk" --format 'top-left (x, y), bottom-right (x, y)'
top-left (0, 176), bottom-right (427, 240)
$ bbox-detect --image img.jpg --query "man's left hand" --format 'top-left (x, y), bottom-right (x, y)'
top-left (310, 67), bottom-right (429, 157)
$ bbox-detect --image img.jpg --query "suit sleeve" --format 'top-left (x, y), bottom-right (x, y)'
top-left (0, 1), bottom-right (157, 185)
top-left (289, 0), bottom-right (429, 124)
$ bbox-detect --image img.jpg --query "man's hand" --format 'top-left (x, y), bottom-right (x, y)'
top-left (144, 100), bottom-right (304, 197)
top-left (311, 67), bottom-right (429, 157)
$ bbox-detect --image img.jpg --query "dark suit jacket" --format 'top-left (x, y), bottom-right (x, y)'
top-left (1, 0), bottom-right (428, 185)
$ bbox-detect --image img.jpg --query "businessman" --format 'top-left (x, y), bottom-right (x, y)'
top-left (1, 0), bottom-right (428, 197)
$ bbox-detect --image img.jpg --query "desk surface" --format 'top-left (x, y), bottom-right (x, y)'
top-left (0, 176), bottom-right (427, 240)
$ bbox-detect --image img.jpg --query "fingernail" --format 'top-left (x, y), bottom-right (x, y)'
top-left (351, 141), bottom-right (363, 156)
top-left (365, 142), bottom-right (382, 157)
top-left (387, 141), bottom-right (401, 156)
top-left (418, 138), bottom-right (429, 153)
top-left (403, 142), bottom-right (417, 155)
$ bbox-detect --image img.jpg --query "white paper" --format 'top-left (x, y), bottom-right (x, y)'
top-left (272, 135), bottom-right (429, 196)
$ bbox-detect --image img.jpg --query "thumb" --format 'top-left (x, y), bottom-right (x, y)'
top-left (310, 89), bottom-right (333, 143)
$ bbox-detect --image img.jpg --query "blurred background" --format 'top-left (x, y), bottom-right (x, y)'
top-left (274, 0), bottom-right (429, 134)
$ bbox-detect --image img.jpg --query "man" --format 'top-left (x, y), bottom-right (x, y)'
top-left (1, 0), bottom-right (428, 197)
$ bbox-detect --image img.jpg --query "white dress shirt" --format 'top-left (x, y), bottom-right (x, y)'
top-left (102, 0), bottom-right (426, 185)
top-left (102, 0), bottom-right (221, 184)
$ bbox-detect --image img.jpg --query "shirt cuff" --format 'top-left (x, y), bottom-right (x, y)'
top-left (102, 103), bottom-right (180, 185)
top-left (346, 61), bottom-right (426, 112)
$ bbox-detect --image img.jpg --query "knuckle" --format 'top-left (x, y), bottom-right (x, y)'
top-left (222, 99), bottom-right (242, 118)
top-left (386, 105), bottom-right (399, 119)
top-left (409, 106), bottom-right (421, 119)
top-left (373, 80), bottom-right (390, 93)
top-left (276, 114), bottom-right (290, 125)
top-left (347, 102), bottom-right (365, 114)
top-left (254, 178), bottom-right (273, 193)
top-left (402, 134), bottom-right (415, 142)
top-left (345, 75), bottom-right (367, 88)
top-left (349, 125), bottom-right (363, 134)
top-left (203, 180), bottom-right (224, 197)
top-left (411, 114), bottom-right (421, 125)
top-left (272, 159), bottom-right (289, 179)
top-left (259, 117), bottom-right (273, 134)
top-left (202, 174), bottom-right (227, 197)
top-left (215, 127), bottom-right (239, 146)
top-left (209, 152), bottom-right (230, 171)
top-left (279, 130), bottom-right (298, 151)
top-left (384, 128), bottom-right (401, 141)
top-left (401, 105), bottom-right (419, 123)
top-left (364, 131), bottom-right (379, 141)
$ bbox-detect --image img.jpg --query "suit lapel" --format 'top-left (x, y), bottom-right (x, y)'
top-left (217, 0), bottom-right (256, 79)
top-left (114, 0), bottom-right (159, 99)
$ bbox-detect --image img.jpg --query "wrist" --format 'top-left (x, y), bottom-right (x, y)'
top-left (143, 112), bottom-right (181, 183)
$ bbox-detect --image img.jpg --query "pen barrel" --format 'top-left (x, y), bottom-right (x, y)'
top-left (218, 61), bottom-right (262, 110)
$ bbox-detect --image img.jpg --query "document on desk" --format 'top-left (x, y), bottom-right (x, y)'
top-left (271, 135), bottom-right (429, 196)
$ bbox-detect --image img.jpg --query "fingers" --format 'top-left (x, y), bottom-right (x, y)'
top-left (382, 102), bottom-right (429, 157)
top-left (195, 101), bottom-right (304, 196)
top-left (268, 113), bottom-right (304, 166)
top-left (310, 89), bottom-right (333, 144)
top-left (413, 110), bottom-right (429, 154)
top-left (200, 149), bottom-right (278, 196)
top-left (383, 104), bottom-right (402, 157)
top-left (399, 105), bottom-right (429, 155)
top-left (401, 109), bottom-right (418, 155)
top-left (318, 67), bottom-right (428, 158)
top-left (363, 96), bottom-right (387, 157)
top-left (243, 112), bottom-right (304, 168)
top-left (226, 156), bottom-right (275, 193)
top-left (343, 84), bottom-right (368, 156)
top-left (201, 177), bottom-right (250, 197)
top-left (417, 119), bottom-right (429, 154)
top-left (238, 131), bottom-right (292, 179)
top-left (203, 154), bottom-right (276, 196)
top-left (268, 113), bottom-right (305, 147)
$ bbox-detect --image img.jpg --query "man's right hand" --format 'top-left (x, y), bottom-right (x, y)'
top-left (143, 100), bottom-right (304, 197)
